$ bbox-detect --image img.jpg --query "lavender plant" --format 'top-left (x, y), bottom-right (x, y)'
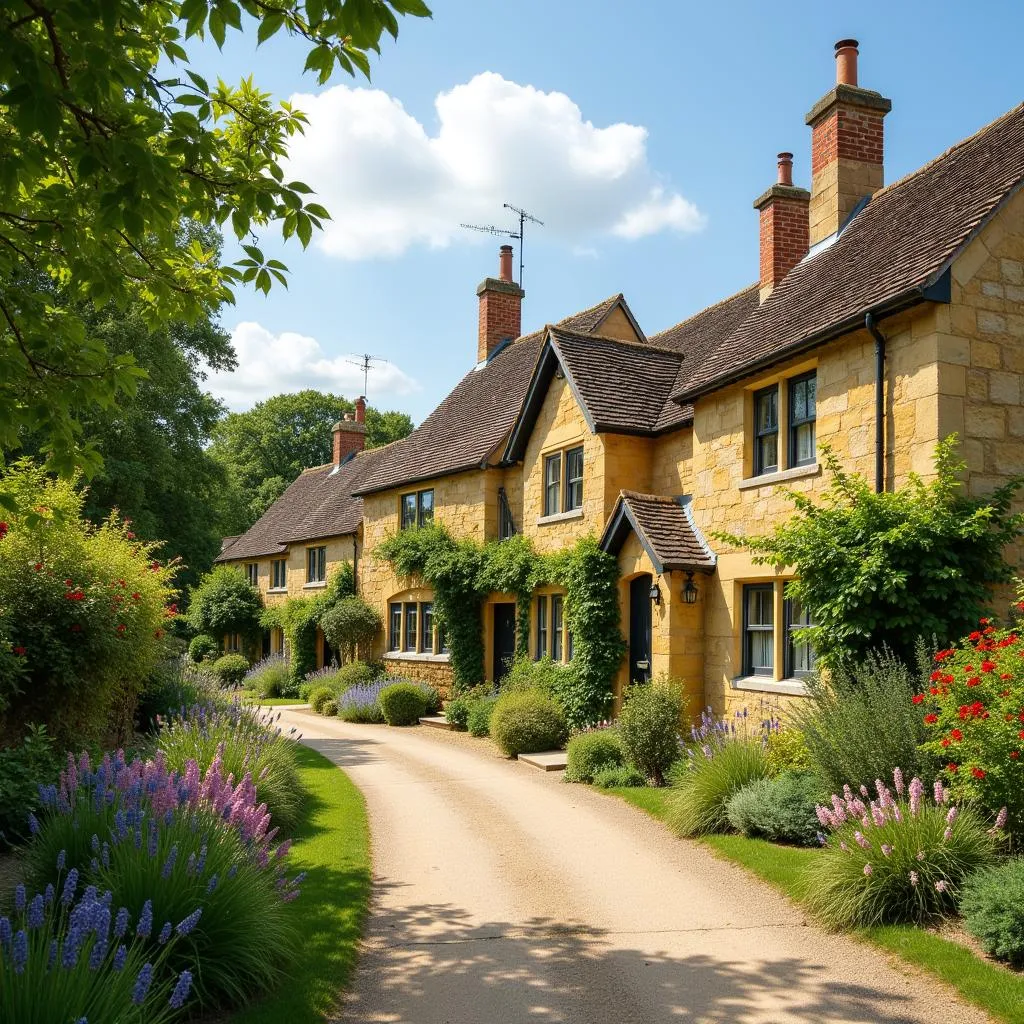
top-left (243, 655), bottom-right (294, 699)
top-left (337, 679), bottom-right (389, 723)
top-left (805, 769), bottom-right (1003, 928)
top-left (27, 750), bottom-right (302, 1008)
top-left (157, 701), bottom-right (302, 828)
top-left (1, 854), bottom-right (196, 1023)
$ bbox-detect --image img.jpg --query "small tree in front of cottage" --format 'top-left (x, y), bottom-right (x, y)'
top-left (719, 438), bottom-right (1024, 668)
top-left (320, 596), bottom-right (381, 664)
top-left (187, 566), bottom-right (263, 654)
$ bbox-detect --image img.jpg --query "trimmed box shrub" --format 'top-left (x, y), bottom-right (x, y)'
top-left (445, 694), bottom-right (471, 730)
top-left (308, 685), bottom-right (336, 715)
top-left (490, 691), bottom-right (568, 757)
top-left (189, 634), bottom-right (219, 663)
top-left (565, 729), bottom-right (625, 784)
top-left (618, 680), bottom-right (685, 786)
top-left (466, 696), bottom-right (497, 737)
top-left (592, 764), bottom-right (646, 789)
top-left (725, 773), bottom-right (824, 845)
top-left (211, 653), bottom-right (249, 688)
top-left (961, 858), bottom-right (1024, 967)
top-left (334, 660), bottom-right (382, 692)
top-left (321, 698), bottom-right (339, 717)
top-left (379, 682), bottom-right (429, 726)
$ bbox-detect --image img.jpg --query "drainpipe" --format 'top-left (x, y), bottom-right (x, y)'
top-left (352, 535), bottom-right (359, 592)
top-left (865, 311), bottom-right (886, 493)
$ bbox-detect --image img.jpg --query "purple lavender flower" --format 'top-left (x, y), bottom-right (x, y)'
top-left (935, 879), bottom-right (949, 893)
top-left (908, 776), bottom-right (924, 816)
top-left (158, 921), bottom-right (172, 944)
top-left (161, 844), bottom-right (178, 879)
top-left (113, 944), bottom-right (128, 971)
top-left (169, 970), bottom-right (194, 1009)
top-left (0, 916), bottom-right (11, 951)
top-left (14, 884), bottom-right (25, 912)
top-left (854, 830), bottom-right (871, 850)
top-left (27, 894), bottom-right (44, 929)
top-left (994, 807), bottom-right (1008, 831)
top-left (934, 778), bottom-right (946, 805)
top-left (12, 929), bottom-right (28, 974)
top-left (893, 767), bottom-right (905, 797)
top-left (175, 908), bottom-right (203, 937)
top-left (56, 849), bottom-right (66, 872)
top-left (206, 873), bottom-right (219, 894)
top-left (27, 813), bottom-right (40, 835)
top-left (61, 868), bottom-right (78, 906)
top-left (44, 883), bottom-right (54, 906)
top-left (132, 963), bottom-right (154, 1004)
top-left (114, 907), bottom-right (130, 940)
top-left (881, 844), bottom-right (893, 858)
top-left (136, 900), bottom-right (153, 939)
top-left (946, 806), bottom-right (958, 826)
top-left (943, 827), bottom-right (953, 842)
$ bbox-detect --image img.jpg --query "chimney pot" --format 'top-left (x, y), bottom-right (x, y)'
top-left (499, 244), bottom-right (514, 283)
top-left (834, 38), bottom-right (859, 86)
top-left (776, 152), bottom-right (794, 186)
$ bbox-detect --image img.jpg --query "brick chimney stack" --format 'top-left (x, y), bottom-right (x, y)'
top-left (753, 151), bottom-right (810, 302)
top-left (332, 406), bottom-right (366, 466)
top-left (476, 244), bottom-right (524, 364)
top-left (806, 39), bottom-right (892, 246)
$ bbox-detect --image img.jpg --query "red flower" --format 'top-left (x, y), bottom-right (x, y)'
top-left (967, 677), bottom-right (981, 687)
top-left (941, 738), bottom-right (951, 748)
top-left (929, 687), bottom-right (939, 696)
top-left (1019, 730), bottom-right (1024, 741)
top-left (930, 670), bottom-right (944, 682)
top-left (969, 631), bottom-right (982, 641)
top-left (64, 579), bottom-right (73, 587)
top-left (64, 590), bottom-right (84, 602)
top-left (951, 729), bottom-right (963, 741)
top-left (33, 563), bottom-right (42, 571)
top-left (972, 767), bottom-right (986, 779)
top-left (1001, 673), bottom-right (1013, 680)
top-left (116, 624), bottom-right (126, 634)
top-left (12, 646), bottom-right (26, 656)
top-left (0, 522), bottom-right (7, 539)
top-left (1012, 751), bottom-right (1020, 760)
top-left (70, 624), bottom-right (81, 633)
top-left (131, 592), bottom-right (140, 601)
top-left (912, 694), bottom-right (924, 705)
top-left (150, 561), bottom-right (160, 571)
top-left (982, 660), bottom-right (997, 673)
top-left (126, 531), bottom-right (135, 540)
top-left (947, 763), bottom-right (959, 772)
top-left (118, 580), bottom-right (126, 588)
top-left (981, 617), bottom-right (992, 626)
top-left (924, 713), bottom-right (939, 725)
top-left (936, 650), bottom-right (953, 662)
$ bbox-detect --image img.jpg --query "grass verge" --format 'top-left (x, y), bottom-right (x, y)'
top-left (230, 743), bottom-right (370, 1024)
top-left (235, 689), bottom-right (308, 707)
top-left (608, 787), bottom-right (1024, 1024)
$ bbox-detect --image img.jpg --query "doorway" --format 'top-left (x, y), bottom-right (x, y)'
top-left (492, 603), bottom-right (517, 684)
top-left (629, 574), bottom-right (653, 684)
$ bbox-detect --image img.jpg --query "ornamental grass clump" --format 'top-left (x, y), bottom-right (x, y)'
top-left (666, 708), bottom-right (770, 836)
top-left (1, 855), bottom-right (197, 1023)
top-left (243, 655), bottom-right (292, 699)
top-left (805, 769), bottom-right (1002, 929)
top-left (917, 607), bottom-right (1024, 836)
top-left (157, 702), bottom-right (301, 829)
top-left (26, 750), bottom-right (302, 1009)
top-left (336, 679), bottom-right (388, 723)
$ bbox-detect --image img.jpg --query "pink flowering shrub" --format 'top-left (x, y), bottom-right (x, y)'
top-left (918, 605), bottom-right (1024, 835)
top-left (805, 768), bottom-right (1002, 928)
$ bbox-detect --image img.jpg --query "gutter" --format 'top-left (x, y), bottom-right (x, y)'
top-left (864, 312), bottom-right (886, 493)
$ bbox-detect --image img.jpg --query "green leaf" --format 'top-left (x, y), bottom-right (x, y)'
top-left (209, 8), bottom-right (226, 47)
top-left (257, 12), bottom-right (285, 44)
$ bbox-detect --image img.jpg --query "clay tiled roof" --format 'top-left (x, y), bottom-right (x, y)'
top-left (549, 327), bottom-right (684, 434)
top-left (675, 103), bottom-right (1024, 402)
top-left (353, 295), bottom-right (629, 496)
top-left (600, 491), bottom-right (716, 573)
top-left (215, 445), bottom-right (390, 563)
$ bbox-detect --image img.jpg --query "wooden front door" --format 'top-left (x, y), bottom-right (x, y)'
top-left (629, 574), bottom-right (653, 684)
top-left (492, 603), bottom-right (517, 684)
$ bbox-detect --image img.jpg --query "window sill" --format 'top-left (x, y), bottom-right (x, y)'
top-left (266, 587), bottom-right (288, 595)
top-left (384, 651), bottom-right (451, 664)
top-left (731, 676), bottom-right (809, 697)
top-left (536, 508), bottom-right (584, 526)
top-left (302, 582), bottom-right (326, 590)
top-left (738, 462), bottom-right (820, 491)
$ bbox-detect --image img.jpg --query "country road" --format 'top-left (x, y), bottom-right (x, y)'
top-left (278, 708), bottom-right (984, 1024)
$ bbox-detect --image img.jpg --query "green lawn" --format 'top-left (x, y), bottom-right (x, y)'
top-left (231, 744), bottom-right (370, 1024)
top-left (608, 787), bottom-right (1024, 1024)
top-left (235, 688), bottom-right (308, 707)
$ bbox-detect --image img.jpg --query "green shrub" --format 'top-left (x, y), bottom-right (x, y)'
top-left (592, 764), bottom-right (646, 789)
top-left (0, 725), bottom-right (57, 848)
top-left (187, 565), bottom-right (262, 652)
top-left (490, 690), bottom-right (568, 757)
top-left (618, 680), bottom-right (685, 785)
top-left (318, 596), bottom-right (381, 664)
top-left (961, 859), bottom-right (1024, 967)
top-left (379, 682), bottom-right (429, 726)
top-left (766, 728), bottom-right (813, 776)
top-left (445, 694), bottom-right (471, 729)
top-left (791, 646), bottom-right (934, 794)
top-left (466, 696), bottom-right (498, 737)
top-left (211, 653), bottom-right (249, 688)
top-left (334, 660), bottom-right (382, 692)
top-left (321, 698), bottom-right (338, 717)
top-left (136, 657), bottom-right (214, 731)
top-left (725, 773), bottom-right (824, 845)
top-left (309, 685), bottom-right (336, 715)
top-left (189, 633), bottom-right (219, 663)
top-left (668, 740), bottom-right (770, 837)
top-left (502, 654), bottom-right (570, 696)
top-left (565, 729), bottom-right (624, 784)
top-left (158, 702), bottom-right (302, 830)
top-left (807, 770), bottom-right (1001, 928)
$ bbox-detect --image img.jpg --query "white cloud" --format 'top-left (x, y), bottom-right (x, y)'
top-left (283, 72), bottom-right (706, 260)
top-left (206, 321), bottom-right (420, 410)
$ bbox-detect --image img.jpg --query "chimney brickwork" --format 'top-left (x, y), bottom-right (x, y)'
top-left (806, 40), bottom-right (891, 246)
top-left (754, 152), bottom-right (810, 302)
top-left (476, 244), bottom-right (524, 363)
top-left (332, 408), bottom-right (366, 466)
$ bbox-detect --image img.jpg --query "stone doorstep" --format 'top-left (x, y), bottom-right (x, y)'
top-left (517, 750), bottom-right (568, 772)
top-left (418, 715), bottom-right (453, 730)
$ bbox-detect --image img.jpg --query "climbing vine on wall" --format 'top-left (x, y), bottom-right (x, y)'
top-left (376, 526), bottom-right (625, 723)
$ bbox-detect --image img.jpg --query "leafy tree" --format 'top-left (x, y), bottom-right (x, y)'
top-left (186, 565), bottom-right (262, 647)
top-left (211, 390), bottom-right (414, 532)
top-left (319, 596), bottom-right (381, 663)
top-left (719, 439), bottom-right (1024, 667)
top-left (11, 265), bottom-right (234, 587)
top-left (0, 0), bottom-right (430, 479)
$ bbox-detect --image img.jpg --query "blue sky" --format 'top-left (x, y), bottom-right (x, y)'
top-left (194, 1), bottom-right (1024, 422)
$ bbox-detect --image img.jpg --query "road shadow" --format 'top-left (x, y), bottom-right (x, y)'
top-left (304, 735), bottom-right (386, 771)
top-left (335, 887), bottom-right (926, 1024)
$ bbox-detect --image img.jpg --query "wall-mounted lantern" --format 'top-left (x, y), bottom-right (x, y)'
top-left (682, 571), bottom-right (698, 605)
top-left (649, 580), bottom-right (661, 606)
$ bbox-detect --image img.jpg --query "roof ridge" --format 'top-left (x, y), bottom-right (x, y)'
top-left (550, 323), bottom-right (680, 356)
top-left (651, 283), bottom-right (759, 341)
top-left (620, 490), bottom-right (681, 504)
top-left (869, 100), bottom-right (1024, 204)
top-left (300, 462), bottom-right (333, 475)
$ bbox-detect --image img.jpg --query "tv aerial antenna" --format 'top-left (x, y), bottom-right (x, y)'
top-left (460, 203), bottom-right (544, 289)
top-left (346, 353), bottom-right (388, 398)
